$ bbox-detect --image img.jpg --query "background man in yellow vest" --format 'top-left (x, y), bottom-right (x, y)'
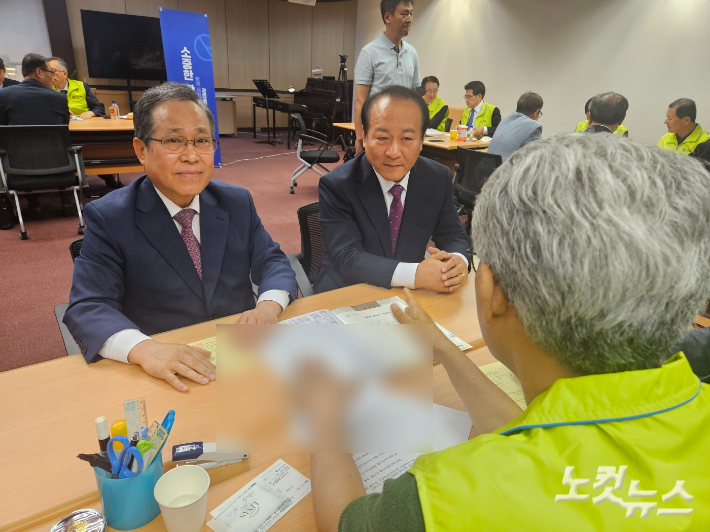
top-left (460, 80), bottom-right (501, 137)
top-left (421, 75), bottom-right (448, 131)
top-left (310, 134), bottom-right (710, 531)
top-left (48, 57), bottom-right (104, 119)
top-left (49, 57), bottom-right (123, 188)
top-left (658, 98), bottom-right (710, 155)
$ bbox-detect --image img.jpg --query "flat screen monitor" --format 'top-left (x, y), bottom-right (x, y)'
top-left (81, 10), bottom-right (167, 81)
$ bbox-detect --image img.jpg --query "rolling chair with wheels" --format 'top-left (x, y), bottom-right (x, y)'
top-left (0, 125), bottom-right (86, 240)
top-left (452, 147), bottom-right (502, 235)
top-left (290, 114), bottom-right (340, 194)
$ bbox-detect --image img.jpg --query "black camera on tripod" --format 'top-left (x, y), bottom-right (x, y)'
top-left (339, 54), bottom-right (348, 65)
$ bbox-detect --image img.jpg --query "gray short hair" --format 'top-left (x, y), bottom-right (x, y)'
top-left (133, 82), bottom-right (215, 143)
top-left (48, 57), bottom-right (68, 72)
top-left (471, 133), bottom-right (710, 375)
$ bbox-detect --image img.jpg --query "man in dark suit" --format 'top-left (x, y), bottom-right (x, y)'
top-left (0, 58), bottom-right (20, 88)
top-left (583, 92), bottom-right (628, 134)
top-left (314, 85), bottom-right (471, 294)
top-left (64, 82), bottom-right (296, 392)
top-left (0, 53), bottom-right (74, 217)
top-left (0, 53), bottom-right (68, 125)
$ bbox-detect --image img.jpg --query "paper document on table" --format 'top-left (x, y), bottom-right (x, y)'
top-left (433, 403), bottom-right (473, 451)
top-left (425, 128), bottom-right (446, 136)
top-left (334, 297), bottom-right (472, 351)
top-left (434, 322), bottom-right (472, 351)
top-left (189, 335), bottom-right (216, 365)
top-left (187, 311), bottom-right (342, 365)
top-left (480, 362), bottom-right (527, 409)
top-left (280, 309), bottom-right (343, 324)
top-left (208, 459), bottom-right (311, 532)
top-left (353, 453), bottom-right (424, 494)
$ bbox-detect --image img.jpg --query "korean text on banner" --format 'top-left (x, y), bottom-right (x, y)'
top-left (159, 8), bottom-right (222, 166)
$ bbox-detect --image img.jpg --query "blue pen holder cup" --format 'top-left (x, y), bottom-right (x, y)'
top-left (94, 452), bottom-right (164, 530)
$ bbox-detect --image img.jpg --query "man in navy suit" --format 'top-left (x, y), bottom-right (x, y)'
top-left (65, 82), bottom-right (296, 392)
top-left (0, 53), bottom-right (74, 217)
top-left (314, 85), bottom-right (471, 294)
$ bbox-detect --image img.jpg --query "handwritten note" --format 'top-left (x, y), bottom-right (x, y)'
top-left (352, 453), bottom-right (423, 494)
top-left (189, 335), bottom-right (216, 365)
top-left (480, 362), bottom-right (527, 410)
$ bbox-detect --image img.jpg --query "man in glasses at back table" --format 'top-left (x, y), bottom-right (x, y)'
top-left (64, 82), bottom-right (296, 391)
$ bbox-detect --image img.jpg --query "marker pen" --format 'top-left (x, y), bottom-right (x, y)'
top-left (161, 410), bottom-right (175, 434)
top-left (95, 416), bottom-right (110, 452)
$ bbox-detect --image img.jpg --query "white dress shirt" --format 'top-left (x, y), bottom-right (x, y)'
top-left (99, 185), bottom-right (290, 363)
top-left (472, 100), bottom-right (490, 136)
top-left (373, 169), bottom-right (469, 289)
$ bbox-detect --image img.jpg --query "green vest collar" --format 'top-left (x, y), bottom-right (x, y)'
top-left (680, 124), bottom-right (706, 145)
top-left (427, 97), bottom-right (446, 114)
top-left (498, 353), bottom-right (701, 436)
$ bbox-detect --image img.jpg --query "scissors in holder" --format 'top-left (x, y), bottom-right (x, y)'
top-left (107, 435), bottom-right (144, 479)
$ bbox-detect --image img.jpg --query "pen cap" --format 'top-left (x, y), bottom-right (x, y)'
top-left (96, 417), bottom-right (110, 440)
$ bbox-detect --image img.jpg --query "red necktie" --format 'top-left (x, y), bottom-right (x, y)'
top-left (173, 208), bottom-right (202, 280)
top-left (388, 184), bottom-right (404, 254)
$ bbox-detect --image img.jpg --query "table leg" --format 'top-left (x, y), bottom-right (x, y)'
top-left (252, 104), bottom-right (256, 138)
top-left (287, 114), bottom-right (292, 149)
top-left (272, 109), bottom-right (277, 141)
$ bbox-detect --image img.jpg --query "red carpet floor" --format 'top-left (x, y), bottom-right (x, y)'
top-left (0, 132), bottom-right (342, 372)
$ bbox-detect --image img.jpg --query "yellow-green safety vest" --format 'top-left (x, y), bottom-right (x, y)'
top-left (575, 119), bottom-right (628, 136)
top-left (409, 353), bottom-right (709, 530)
top-left (460, 101), bottom-right (496, 128)
top-left (657, 124), bottom-right (710, 155)
top-left (54, 78), bottom-right (90, 115)
top-left (426, 97), bottom-right (449, 132)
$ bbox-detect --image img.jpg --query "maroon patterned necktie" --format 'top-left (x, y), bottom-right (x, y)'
top-left (388, 184), bottom-right (404, 254)
top-left (173, 208), bottom-right (202, 280)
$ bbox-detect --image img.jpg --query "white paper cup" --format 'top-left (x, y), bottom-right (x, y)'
top-left (154, 465), bottom-right (210, 532)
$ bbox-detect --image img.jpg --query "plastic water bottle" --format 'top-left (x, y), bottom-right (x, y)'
top-left (109, 101), bottom-right (120, 120)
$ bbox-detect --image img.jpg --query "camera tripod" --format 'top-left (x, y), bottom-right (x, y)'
top-left (336, 55), bottom-right (356, 161)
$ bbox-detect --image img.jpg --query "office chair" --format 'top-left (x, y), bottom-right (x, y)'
top-left (54, 238), bottom-right (85, 356)
top-left (69, 238), bottom-right (83, 261)
top-left (286, 202), bottom-right (323, 297)
top-left (445, 118), bottom-right (453, 132)
top-left (452, 147), bottom-right (502, 234)
top-left (0, 125), bottom-right (86, 240)
top-left (290, 114), bottom-right (340, 194)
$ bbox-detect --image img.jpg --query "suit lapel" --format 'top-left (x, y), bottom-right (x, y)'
top-left (356, 158), bottom-right (393, 259)
top-left (199, 188), bottom-right (229, 309)
top-left (396, 161), bottom-right (428, 260)
top-left (135, 179), bottom-right (205, 302)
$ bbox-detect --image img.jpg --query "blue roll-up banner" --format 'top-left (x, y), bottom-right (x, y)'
top-left (159, 8), bottom-right (221, 167)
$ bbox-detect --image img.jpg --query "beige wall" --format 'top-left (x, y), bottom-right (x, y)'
top-left (65, 0), bottom-right (357, 91)
top-left (355, 0), bottom-right (710, 145)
